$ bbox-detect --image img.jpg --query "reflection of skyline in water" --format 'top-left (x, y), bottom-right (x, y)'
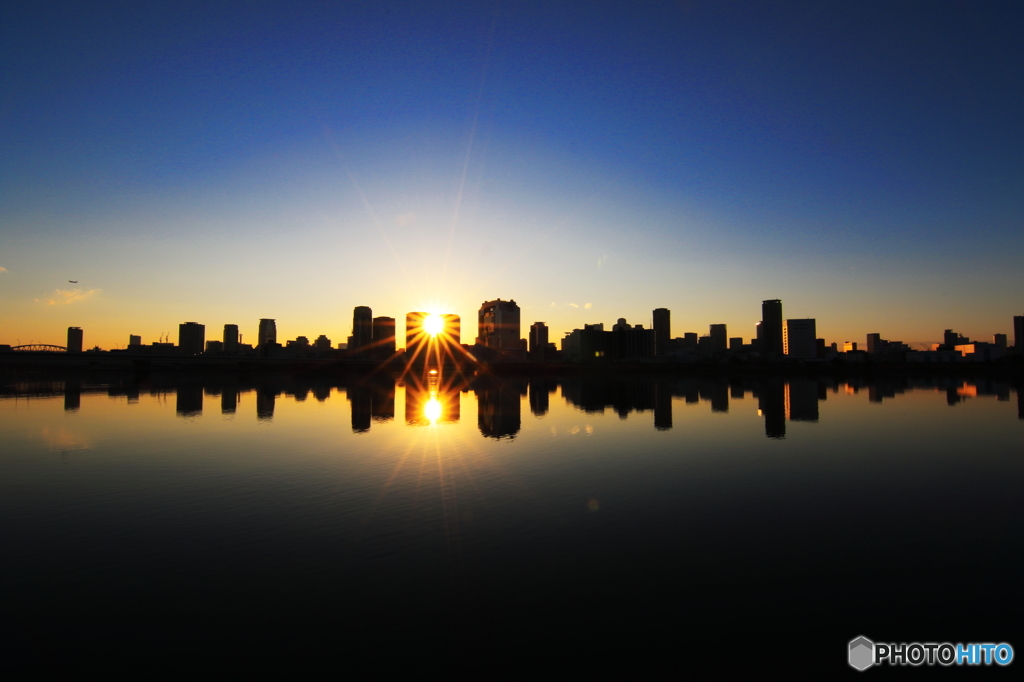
top-left (2, 373), bottom-right (1022, 438)
top-left (5, 371), bottom-right (1023, 665)
top-left (404, 371), bottom-right (461, 427)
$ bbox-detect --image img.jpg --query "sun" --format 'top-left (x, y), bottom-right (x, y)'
top-left (424, 314), bottom-right (444, 336)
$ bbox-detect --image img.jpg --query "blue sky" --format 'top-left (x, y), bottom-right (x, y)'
top-left (2, 1), bottom-right (1022, 348)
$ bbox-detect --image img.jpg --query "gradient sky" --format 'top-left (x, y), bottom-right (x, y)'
top-left (2, 1), bottom-right (1022, 350)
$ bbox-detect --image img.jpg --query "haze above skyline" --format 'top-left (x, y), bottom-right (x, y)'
top-left (2, 1), bottom-right (1022, 349)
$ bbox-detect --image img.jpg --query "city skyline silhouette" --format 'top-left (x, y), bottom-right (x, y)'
top-left (2, 3), bottom-right (1023, 351)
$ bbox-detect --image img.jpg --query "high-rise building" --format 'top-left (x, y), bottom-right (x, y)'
top-left (761, 299), bottom-right (783, 356)
top-left (129, 334), bottom-right (142, 347)
top-left (529, 322), bottom-right (549, 360)
top-left (477, 299), bottom-right (521, 350)
top-left (866, 333), bottom-right (881, 353)
top-left (351, 306), bottom-right (373, 352)
top-left (442, 314), bottom-right (460, 345)
top-left (784, 319), bottom-right (817, 359)
top-left (944, 329), bottom-right (969, 348)
top-left (67, 327), bottom-right (83, 353)
top-left (372, 316), bottom-right (396, 358)
top-left (223, 324), bottom-right (239, 353)
top-left (178, 322), bottom-right (205, 356)
top-left (1014, 316), bottom-right (1024, 350)
top-left (993, 333), bottom-right (1008, 349)
top-left (709, 324), bottom-right (727, 353)
top-left (653, 308), bottom-right (670, 356)
top-left (258, 319), bottom-right (277, 348)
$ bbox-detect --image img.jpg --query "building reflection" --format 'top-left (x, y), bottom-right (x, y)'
top-left (349, 376), bottom-right (396, 432)
top-left (529, 379), bottom-right (551, 417)
top-left (759, 379), bottom-right (786, 439)
top-left (176, 385), bottom-right (203, 417)
top-left (256, 387), bottom-right (276, 421)
top-left (370, 377), bottom-right (395, 423)
top-left (221, 388), bottom-right (237, 414)
top-left (349, 385), bottom-right (371, 432)
top-left (7, 370), bottom-right (1019, 437)
top-left (654, 381), bottom-right (672, 430)
top-left (786, 379), bottom-right (819, 422)
top-left (405, 371), bottom-right (461, 426)
top-left (63, 379), bottom-right (81, 412)
top-left (474, 376), bottom-right (522, 439)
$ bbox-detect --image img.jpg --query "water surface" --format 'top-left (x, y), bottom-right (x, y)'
top-left (2, 371), bottom-right (1022, 667)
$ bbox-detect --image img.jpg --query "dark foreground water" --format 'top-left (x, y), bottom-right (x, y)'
top-left (2, 370), bottom-right (1022, 670)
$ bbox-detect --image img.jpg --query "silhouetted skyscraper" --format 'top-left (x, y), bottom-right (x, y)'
top-left (529, 322), bottom-right (549, 360)
top-left (178, 322), bottom-right (205, 356)
top-left (761, 299), bottom-right (783, 356)
top-left (223, 324), bottom-right (239, 353)
top-left (1015, 316), bottom-right (1024, 350)
top-left (67, 327), bottom-right (83, 353)
top-left (709, 324), bottom-right (727, 353)
top-left (258, 319), bottom-right (276, 348)
top-left (406, 312), bottom-right (429, 362)
top-left (477, 299), bottom-right (520, 350)
top-left (653, 308), bottom-right (670, 356)
top-left (442, 314), bottom-right (461, 345)
top-left (784, 319), bottom-right (817, 359)
top-left (352, 306), bottom-right (373, 352)
top-left (372, 316), bottom-right (396, 358)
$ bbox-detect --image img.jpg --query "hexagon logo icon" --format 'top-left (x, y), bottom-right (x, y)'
top-left (849, 636), bottom-right (874, 671)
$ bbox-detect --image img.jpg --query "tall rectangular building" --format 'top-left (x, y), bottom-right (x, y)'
top-left (67, 327), bottom-right (83, 353)
top-left (709, 324), bottom-right (727, 353)
top-left (761, 299), bottom-right (783, 356)
top-left (372, 316), bottom-right (396, 357)
top-left (784, 319), bottom-right (817, 359)
top-left (477, 299), bottom-right (520, 350)
top-left (352, 306), bottom-right (373, 351)
top-left (442, 314), bottom-right (460, 345)
top-left (178, 322), bottom-right (205, 356)
top-left (1015, 316), bottom-right (1024, 350)
top-left (223, 324), bottom-right (239, 353)
top-left (652, 308), bottom-right (670, 356)
top-left (529, 322), bottom-right (549, 360)
top-left (258, 319), bottom-right (276, 348)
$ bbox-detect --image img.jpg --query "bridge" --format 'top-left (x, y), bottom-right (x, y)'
top-left (11, 344), bottom-right (67, 352)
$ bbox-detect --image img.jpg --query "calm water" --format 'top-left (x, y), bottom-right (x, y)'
top-left (3, 370), bottom-right (1023, 666)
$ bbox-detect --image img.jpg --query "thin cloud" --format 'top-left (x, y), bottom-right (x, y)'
top-left (39, 288), bottom-right (102, 305)
top-left (0, 266), bottom-right (8, 273)
top-left (568, 302), bottom-right (579, 308)
top-left (584, 302), bottom-right (592, 309)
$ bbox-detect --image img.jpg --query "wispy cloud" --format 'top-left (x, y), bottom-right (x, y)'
top-left (0, 266), bottom-right (8, 273)
top-left (37, 288), bottom-right (102, 305)
top-left (584, 302), bottom-right (592, 309)
top-left (568, 302), bottom-right (579, 308)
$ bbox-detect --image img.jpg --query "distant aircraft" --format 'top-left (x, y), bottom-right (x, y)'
top-left (68, 280), bottom-right (77, 283)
